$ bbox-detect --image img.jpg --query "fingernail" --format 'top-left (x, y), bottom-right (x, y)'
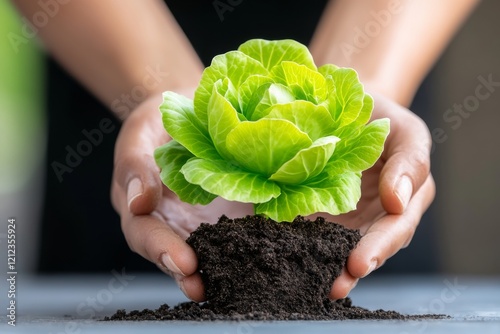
top-left (362, 261), bottom-right (378, 278)
top-left (127, 178), bottom-right (143, 209)
top-left (161, 253), bottom-right (185, 276)
top-left (395, 176), bottom-right (412, 210)
top-left (177, 279), bottom-right (188, 298)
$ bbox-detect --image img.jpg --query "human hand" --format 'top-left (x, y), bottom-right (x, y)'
top-left (111, 92), bottom-right (253, 302)
top-left (308, 92), bottom-right (435, 300)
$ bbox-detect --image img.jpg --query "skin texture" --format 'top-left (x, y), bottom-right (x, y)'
top-left (12, 0), bottom-right (479, 302)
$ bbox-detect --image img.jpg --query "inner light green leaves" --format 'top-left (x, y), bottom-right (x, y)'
top-left (194, 51), bottom-right (269, 128)
top-left (263, 100), bottom-right (335, 141)
top-left (269, 136), bottom-right (340, 184)
top-left (226, 119), bottom-right (312, 177)
top-left (238, 39), bottom-right (316, 71)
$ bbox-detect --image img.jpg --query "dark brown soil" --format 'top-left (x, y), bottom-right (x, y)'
top-left (105, 215), bottom-right (444, 321)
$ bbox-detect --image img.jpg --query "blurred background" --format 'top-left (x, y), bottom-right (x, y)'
top-left (0, 0), bottom-right (499, 277)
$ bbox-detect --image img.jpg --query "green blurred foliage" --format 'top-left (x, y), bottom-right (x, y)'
top-left (0, 0), bottom-right (45, 193)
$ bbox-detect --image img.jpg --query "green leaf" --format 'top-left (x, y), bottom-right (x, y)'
top-left (331, 93), bottom-right (374, 140)
top-left (250, 83), bottom-right (295, 121)
top-left (327, 118), bottom-right (390, 174)
top-left (269, 136), bottom-right (340, 184)
top-left (215, 77), bottom-right (240, 112)
top-left (154, 141), bottom-right (217, 205)
top-left (160, 91), bottom-right (220, 160)
top-left (279, 61), bottom-right (328, 103)
top-left (238, 75), bottom-right (274, 116)
top-left (207, 81), bottom-right (241, 161)
top-left (318, 63), bottom-right (340, 78)
top-left (256, 172), bottom-right (361, 222)
top-left (226, 119), bottom-right (312, 177)
top-left (238, 39), bottom-right (316, 71)
top-left (263, 100), bottom-right (335, 141)
top-left (353, 93), bottom-right (374, 127)
top-left (319, 64), bottom-right (339, 96)
top-left (194, 51), bottom-right (269, 129)
top-left (181, 158), bottom-right (281, 203)
top-left (323, 68), bottom-right (365, 126)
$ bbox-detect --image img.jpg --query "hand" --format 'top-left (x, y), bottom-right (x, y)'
top-left (310, 92), bottom-right (435, 300)
top-left (111, 92), bottom-right (253, 302)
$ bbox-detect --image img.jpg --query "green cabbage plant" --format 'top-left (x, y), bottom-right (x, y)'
top-left (155, 39), bottom-right (389, 222)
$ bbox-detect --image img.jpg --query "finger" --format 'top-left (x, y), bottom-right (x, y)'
top-left (121, 211), bottom-right (199, 278)
top-left (329, 268), bottom-right (358, 300)
top-left (378, 103), bottom-right (432, 214)
top-left (113, 150), bottom-right (163, 215)
top-left (347, 175), bottom-right (435, 278)
top-left (112, 97), bottom-right (167, 215)
top-left (122, 211), bottom-right (205, 302)
top-left (175, 273), bottom-right (206, 302)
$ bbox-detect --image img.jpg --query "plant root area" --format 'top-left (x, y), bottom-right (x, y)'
top-left (105, 215), bottom-right (443, 321)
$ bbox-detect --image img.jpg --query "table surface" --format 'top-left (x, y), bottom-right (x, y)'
top-left (1, 274), bottom-right (499, 333)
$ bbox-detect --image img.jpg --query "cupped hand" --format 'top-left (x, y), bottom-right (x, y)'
top-left (111, 92), bottom-right (253, 302)
top-left (311, 92), bottom-right (436, 300)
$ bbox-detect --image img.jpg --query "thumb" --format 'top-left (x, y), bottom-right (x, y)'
top-left (114, 152), bottom-right (163, 215)
top-left (379, 109), bottom-right (432, 214)
top-left (111, 97), bottom-right (166, 215)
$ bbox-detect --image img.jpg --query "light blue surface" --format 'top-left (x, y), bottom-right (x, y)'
top-left (1, 274), bottom-right (499, 333)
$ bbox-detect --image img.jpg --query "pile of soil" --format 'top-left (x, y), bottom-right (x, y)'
top-left (105, 215), bottom-right (443, 321)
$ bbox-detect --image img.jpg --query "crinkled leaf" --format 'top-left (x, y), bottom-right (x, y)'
top-left (226, 119), bottom-right (312, 177)
top-left (181, 158), bottom-right (281, 203)
top-left (319, 64), bottom-right (339, 95)
top-left (318, 63), bottom-right (340, 78)
top-left (323, 68), bottom-right (364, 126)
top-left (250, 83), bottom-right (295, 121)
top-left (327, 118), bottom-right (390, 174)
top-left (269, 136), bottom-right (340, 184)
top-left (280, 61), bottom-right (327, 103)
top-left (353, 93), bottom-right (374, 127)
top-left (256, 171), bottom-right (361, 222)
top-left (333, 93), bottom-right (375, 140)
top-left (194, 51), bottom-right (269, 128)
top-left (154, 141), bottom-right (216, 205)
top-left (238, 75), bottom-right (274, 115)
top-left (215, 77), bottom-right (240, 112)
top-left (207, 81), bottom-right (241, 161)
top-left (263, 100), bottom-right (335, 141)
top-left (238, 39), bottom-right (316, 71)
top-left (160, 91), bottom-right (220, 160)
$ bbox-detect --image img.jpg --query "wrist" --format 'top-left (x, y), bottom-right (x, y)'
top-left (111, 83), bottom-right (199, 121)
top-left (359, 75), bottom-right (417, 109)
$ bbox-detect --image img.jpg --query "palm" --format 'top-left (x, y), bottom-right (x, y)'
top-left (154, 186), bottom-right (254, 239)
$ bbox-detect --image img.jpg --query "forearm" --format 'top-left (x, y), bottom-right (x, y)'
top-left (12, 0), bottom-right (203, 118)
top-left (310, 0), bottom-right (480, 106)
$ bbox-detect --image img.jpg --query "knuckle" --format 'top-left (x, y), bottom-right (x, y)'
top-left (408, 149), bottom-right (430, 176)
top-left (402, 226), bottom-right (416, 249)
top-left (142, 226), bottom-right (168, 260)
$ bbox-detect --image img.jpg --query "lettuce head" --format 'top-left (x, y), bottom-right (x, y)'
top-left (155, 39), bottom-right (390, 222)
